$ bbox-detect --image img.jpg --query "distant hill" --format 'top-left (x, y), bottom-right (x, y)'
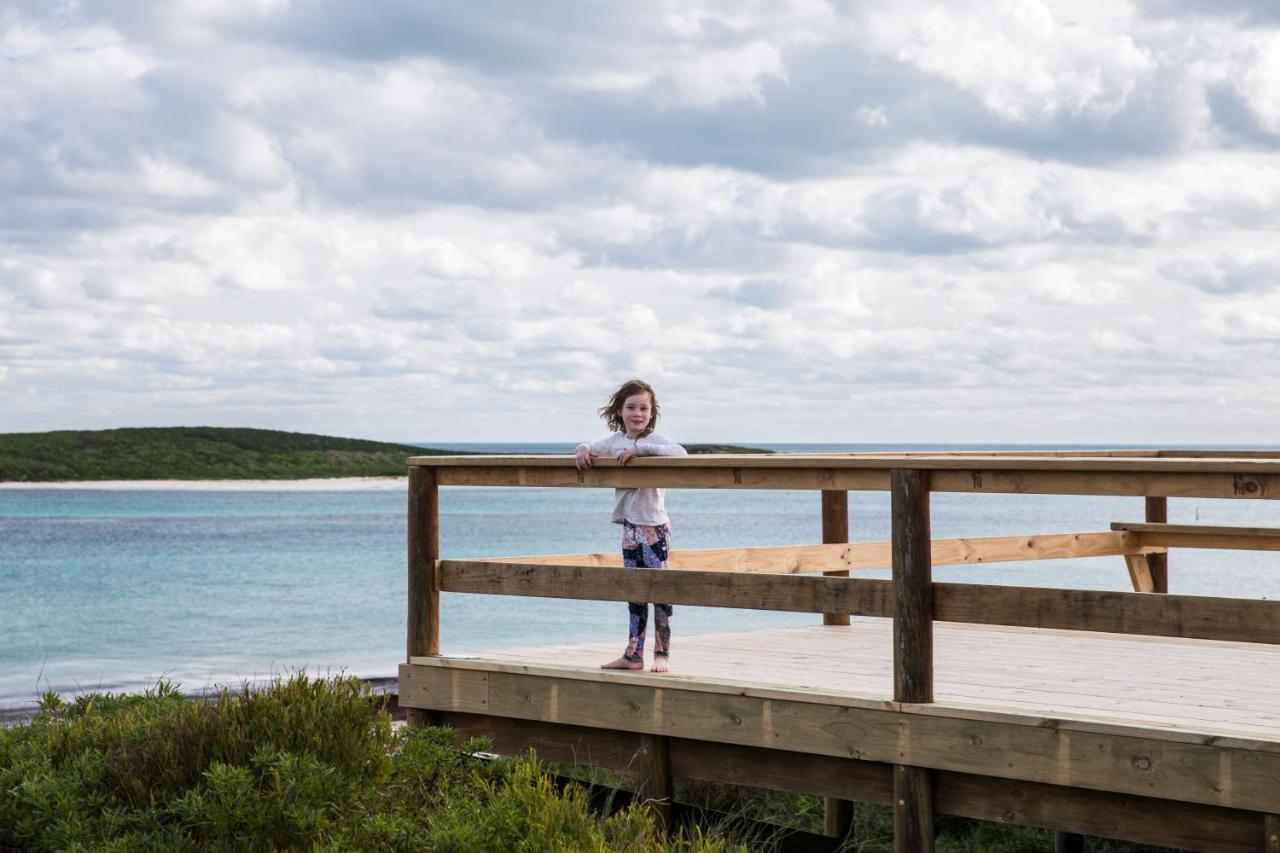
top-left (685, 443), bottom-right (773, 455)
top-left (0, 427), bottom-right (469, 482)
top-left (0, 428), bottom-right (775, 482)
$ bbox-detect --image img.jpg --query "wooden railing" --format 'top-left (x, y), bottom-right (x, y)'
top-left (405, 451), bottom-right (1280, 850)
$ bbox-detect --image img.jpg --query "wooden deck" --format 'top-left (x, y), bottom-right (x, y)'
top-left (400, 452), bottom-right (1280, 850)
top-left (445, 622), bottom-right (1280, 745)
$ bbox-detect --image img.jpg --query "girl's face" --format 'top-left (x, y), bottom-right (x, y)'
top-left (620, 393), bottom-right (653, 438)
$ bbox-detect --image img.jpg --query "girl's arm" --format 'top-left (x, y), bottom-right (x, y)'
top-left (634, 434), bottom-right (688, 457)
top-left (574, 435), bottom-right (619, 469)
top-left (575, 435), bottom-right (617, 456)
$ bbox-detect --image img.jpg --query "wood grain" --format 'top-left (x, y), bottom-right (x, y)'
top-left (431, 713), bottom-right (1264, 851)
top-left (821, 489), bottom-right (851, 626)
top-left (933, 583), bottom-right (1280, 645)
top-left (1145, 497), bottom-right (1169, 593)
top-left (488, 530), bottom-right (1158, 574)
top-left (892, 469), bottom-right (932, 704)
top-left (406, 466), bottom-right (439, 728)
top-left (399, 661), bottom-right (1280, 812)
top-left (440, 560), bottom-right (894, 615)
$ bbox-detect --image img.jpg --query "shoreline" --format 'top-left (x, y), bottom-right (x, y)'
top-left (0, 476), bottom-right (410, 491)
top-left (1, 675), bottom-right (402, 726)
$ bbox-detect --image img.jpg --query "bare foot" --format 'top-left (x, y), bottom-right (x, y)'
top-left (601, 655), bottom-right (643, 670)
top-left (651, 657), bottom-right (669, 673)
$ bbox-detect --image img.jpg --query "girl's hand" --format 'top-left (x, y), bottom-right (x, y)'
top-left (575, 446), bottom-right (594, 469)
top-left (617, 448), bottom-right (636, 465)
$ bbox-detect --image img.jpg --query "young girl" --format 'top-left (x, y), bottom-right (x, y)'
top-left (575, 379), bottom-right (687, 673)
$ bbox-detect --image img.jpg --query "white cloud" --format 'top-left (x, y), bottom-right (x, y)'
top-left (2, 2), bottom-right (1279, 443)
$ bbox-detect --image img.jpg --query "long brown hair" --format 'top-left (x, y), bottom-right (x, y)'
top-left (598, 379), bottom-right (659, 437)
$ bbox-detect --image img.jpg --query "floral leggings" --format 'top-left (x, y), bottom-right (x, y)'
top-left (621, 521), bottom-right (672, 662)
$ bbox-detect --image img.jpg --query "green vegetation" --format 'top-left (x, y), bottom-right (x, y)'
top-left (0, 676), bottom-right (727, 852)
top-left (685, 444), bottom-right (773, 455)
top-left (674, 781), bottom-right (1167, 852)
top-left (0, 676), bottom-right (1174, 852)
top-left (0, 427), bottom-right (469, 481)
top-left (0, 427), bottom-right (772, 482)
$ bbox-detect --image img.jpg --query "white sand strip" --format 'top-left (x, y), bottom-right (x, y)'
top-left (0, 477), bottom-right (409, 491)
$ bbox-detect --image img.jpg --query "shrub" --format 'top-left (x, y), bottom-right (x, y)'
top-left (0, 675), bottom-right (727, 852)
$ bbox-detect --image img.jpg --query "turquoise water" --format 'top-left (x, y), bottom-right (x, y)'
top-left (3, 443), bottom-right (1279, 714)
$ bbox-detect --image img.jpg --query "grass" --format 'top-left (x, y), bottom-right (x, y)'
top-left (0, 676), bottom-right (730, 851)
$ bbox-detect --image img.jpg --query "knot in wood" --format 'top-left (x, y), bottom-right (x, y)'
top-left (969, 735), bottom-right (984, 747)
top-left (627, 701), bottom-right (641, 713)
top-left (1132, 755), bottom-right (1152, 771)
top-left (729, 714), bottom-right (742, 726)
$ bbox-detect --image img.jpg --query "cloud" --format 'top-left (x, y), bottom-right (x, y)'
top-left (3, 2), bottom-right (1280, 442)
top-left (1160, 250), bottom-right (1280, 295)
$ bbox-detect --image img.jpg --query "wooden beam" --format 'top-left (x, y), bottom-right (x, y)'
top-left (892, 469), bottom-right (934, 853)
top-left (821, 490), bottom-right (850, 626)
top-left (1114, 521), bottom-right (1280, 551)
top-left (437, 464), bottom-right (889, 491)
top-left (428, 459), bottom-right (1280, 500)
top-left (1123, 553), bottom-right (1155, 593)
top-left (439, 560), bottom-right (894, 616)
top-left (820, 490), bottom-right (854, 839)
top-left (429, 711), bottom-right (1265, 852)
top-left (934, 771), bottom-right (1262, 853)
top-left (896, 765), bottom-right (934, 852)
top-left (636, 734), bottom-right (673, 833)
top-left (412, 454), bottom-right (1280, 474)
top-left (406, 466), bottom-right (440, 728)
top-left (892, 469), bottom-right (933, 704)
top-left (434, 711), bottom-right (644, 771)
top-left (1055, 830), bottom-right (1084, 853)
top-left (669, 738), bottom-right (893, 804)
top-left (927, 469), bottom-right (1280, 501)
top-left (444, 560), bottom-right (1280, 645)
top-left (1145, 498), bottom-right (1169, 593)
top-left (399, 663), bottom-right (1280, 813)
top-left (488, 530), bottom-right (1159, 575)
top-left (933, 583), bottom-right (1280, 645)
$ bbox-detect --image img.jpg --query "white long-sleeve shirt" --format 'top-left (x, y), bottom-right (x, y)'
top-left (575, 431), bottom-right (687, 526)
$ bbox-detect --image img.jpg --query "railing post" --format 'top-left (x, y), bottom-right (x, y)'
top-left (636, 733), bottom-right (673, 835)
top-left (892, 468), bottom-right (934, 852)
top-left (821, 489), bottom-right (851, 626)
top-left (821, 489), bottom-right (855, 841)
top-left (406, 465), bottom-right (440, 728)
top-left (1145, 496), bottom-right (1169, 593)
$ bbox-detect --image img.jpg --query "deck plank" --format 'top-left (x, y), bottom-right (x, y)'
top-left (451, 621), bottom-right (1280, 744)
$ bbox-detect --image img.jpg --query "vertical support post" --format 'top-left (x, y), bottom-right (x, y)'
top-left (892, 468), bottom-right (934, 853)
top-left (406, 465), bottom-right (440, 728)
top-left (1265, 814), bottom-right (1280, 853)
top-left (821, 490), bottom-right (850, 626)
top-left (1145, 496), bottom-right (1169, 593)
top-left (636, 734), bottom-right (673, 834)
top-left (1054, 831), bottom-right (1085, 853)
top-left (821, 489), bottom-right (855, 840)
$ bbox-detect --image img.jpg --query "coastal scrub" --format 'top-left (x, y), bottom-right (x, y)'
top-left (0, 676), bottom-right (728, 851)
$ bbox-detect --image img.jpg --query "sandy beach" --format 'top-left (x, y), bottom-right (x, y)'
top-left (0, 477), bottom-right (410, 492)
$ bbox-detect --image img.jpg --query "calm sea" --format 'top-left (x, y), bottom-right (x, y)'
top-left (2, 443), bottom-right (1278, 716)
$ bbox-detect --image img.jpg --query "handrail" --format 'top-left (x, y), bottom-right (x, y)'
top-left (477, 530), bottom-right (1160, 573)
top-left (1113, 521), bottom-right (1280, 551)
top-left (439, 559), bottom-right (1280, 646)
top-left (408, 454), bottom-right (1280, 499)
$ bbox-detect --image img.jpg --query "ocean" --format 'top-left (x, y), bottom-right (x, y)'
top-left (3, 443), bottom-right (1278, 716)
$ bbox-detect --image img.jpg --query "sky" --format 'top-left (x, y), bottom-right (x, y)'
top-left (1, 2), bottom-right (1278, 445)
